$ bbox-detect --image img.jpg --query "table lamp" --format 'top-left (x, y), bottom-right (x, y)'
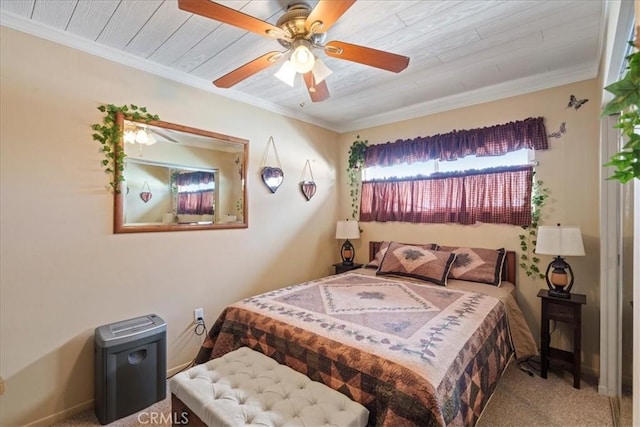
top-left (335, 220), bottom-right (360, 266)
top-left (535, 224), bottom-right (585, 298)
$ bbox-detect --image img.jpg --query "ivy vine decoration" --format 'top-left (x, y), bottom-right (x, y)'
top-left (235, 198), bottom-right (244, 217)
top-left (602, 42), bottom-right (640, 184)
top-left (91, 104), bottom-right (159, 192)
top-left (347, 135), bottom-right (368, 219)
top-left (519, 179), bottom-right (550, 279)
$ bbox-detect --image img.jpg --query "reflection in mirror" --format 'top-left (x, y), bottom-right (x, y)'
top-left (261, 166), bottom-right (284, 193)
top-left (114, 112), bottom-right (248, 233)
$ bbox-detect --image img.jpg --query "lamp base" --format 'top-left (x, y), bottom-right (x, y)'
top-left (340, 239), bottom-right (355, 266)
top-left (548, 288), bottom-right (571, 298)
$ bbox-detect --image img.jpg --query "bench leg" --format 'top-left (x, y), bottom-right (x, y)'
top-left (171, 393), bottom-right (207, 426)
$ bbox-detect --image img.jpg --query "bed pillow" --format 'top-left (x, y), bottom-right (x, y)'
top-left (438, 246), bottom-right (506, 286)
top-left (376, 242), bottom-right (456, 286)
top-left (366, 241), bottom-right (437, 269)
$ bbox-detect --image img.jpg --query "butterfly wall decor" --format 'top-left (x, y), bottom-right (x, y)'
top-left (566, 95), bottom-right (589, 110)
top-left (548, 122), bottom-right (567, 139)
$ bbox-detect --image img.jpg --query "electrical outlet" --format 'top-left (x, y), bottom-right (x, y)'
top-left (194, 308), bottom-right (204, 323)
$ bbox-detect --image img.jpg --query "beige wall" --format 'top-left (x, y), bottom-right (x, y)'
top-left (337, 79), bottom-right (602, 375)
top-left (0, 27), bottom-right (340, 426)
top-left (0, 22), bottom-right (604, 427)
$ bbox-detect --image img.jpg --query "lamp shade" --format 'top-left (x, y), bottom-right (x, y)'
top-left (274, 60), bottom-right (297, 87)
top-left (311, 58), bottom-right (333, 84)
top-left (335, 220), bottom-right (360, 240)
top-left (535, 225), bottom-right (585, 256)
top-left (290, 42), bottom-right (315, 73)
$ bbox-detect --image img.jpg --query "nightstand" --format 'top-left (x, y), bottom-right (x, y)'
top-left (537, 289), bottom-right (587, 389)
top-left (332, 262), bottom-right (363, 275)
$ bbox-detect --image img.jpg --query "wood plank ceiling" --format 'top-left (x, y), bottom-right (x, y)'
top-left (0, 0), bottom-right (606, 132)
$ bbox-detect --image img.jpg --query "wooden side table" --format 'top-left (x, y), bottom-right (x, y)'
top-left (332, 263), bottom-right (363, 275)
top-left (537, 289), bottom-right (587, 389)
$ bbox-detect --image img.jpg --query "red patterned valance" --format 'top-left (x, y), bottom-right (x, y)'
top-left (364, 117), bottom-right (548, 167)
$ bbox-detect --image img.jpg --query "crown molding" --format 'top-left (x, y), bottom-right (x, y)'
top-left (0, 11), bottom-right (337, 131)
top-left (335, 63), bottom-right (599, 133)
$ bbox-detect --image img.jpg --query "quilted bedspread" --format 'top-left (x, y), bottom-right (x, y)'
top-left (196, 273), bottom-right (512, 426)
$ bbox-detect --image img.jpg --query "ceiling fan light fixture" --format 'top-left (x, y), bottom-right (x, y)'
top-left (145, 131), bottom-right (157, 146)
top-left (135, 128), bottom-right (150, 145)
top-left (274, 60), bottom-right (297, 87)
top-left (290, 40), bottom-right (315, 73)
top-left (311, 58), bottom-right (332, 84)
top-left (124, 129), bottom-right (136, 144)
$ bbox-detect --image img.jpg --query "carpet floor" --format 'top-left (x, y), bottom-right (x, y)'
top-left (53, 359), bottom-right (618, 427)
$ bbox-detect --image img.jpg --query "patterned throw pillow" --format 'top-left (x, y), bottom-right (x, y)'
top-left (366, 241), bottom-right (438, 269)
top-left (376, 242), bottom-right (456, 286)
top-left (438, 246), bottom-right (506, 286)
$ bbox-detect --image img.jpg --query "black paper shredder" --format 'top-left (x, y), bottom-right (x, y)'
top-left (94, 314), bottom-right (166, 425)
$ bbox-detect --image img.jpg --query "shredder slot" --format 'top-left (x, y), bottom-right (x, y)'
top-left (111, 319), bottom-right (154, 334)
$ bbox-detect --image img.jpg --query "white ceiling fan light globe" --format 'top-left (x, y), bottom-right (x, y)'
top-left (124, 129), bottom-right (136, 144)
top-left (290, 44), bottom-right (315, 73)
top-left (135, 128), bottom-right (149, 145)
top-left (274, 60), bottom-right (297, 87)
top-left (311, 58), bottom-right (333, 84)
top-left (146, 131), bottom-right (158, 145)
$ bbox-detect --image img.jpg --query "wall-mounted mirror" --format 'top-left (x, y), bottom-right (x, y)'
top-left (114, 113), bottom-right (248, 233)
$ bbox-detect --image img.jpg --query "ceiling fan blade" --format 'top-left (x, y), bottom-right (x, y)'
top-left (149, 128), bottom-right (179, 144)
top-left (303, 72), bottom-right (330, 102)
top-left (306, 0), bottom-right (356, 33)
top-left (178, 0), bottom-right (285, 39)
top-left (213, 51), bottom-right (283, 88)
top-left (325, 41), bottom-right (410, 73)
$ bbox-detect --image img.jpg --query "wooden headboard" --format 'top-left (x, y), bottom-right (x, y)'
top-left (368, 241), bottom-right (517, 286)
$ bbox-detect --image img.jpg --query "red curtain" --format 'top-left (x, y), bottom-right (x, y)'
top-left (176, 172), bottom-right (215, 215)
top-left (360, 166), bottom-right (533, 226)
top-left (364, 117), bottom-right (548, 167)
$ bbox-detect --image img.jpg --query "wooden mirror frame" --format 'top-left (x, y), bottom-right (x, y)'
top-left (114, 112), bottom-right (248, 233)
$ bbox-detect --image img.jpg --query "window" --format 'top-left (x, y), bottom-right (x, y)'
top-left (360, 165), bottom-right (534, 226)
top-left (364, 149), bottom-right (532, 180)
top-left (358, 117), bottom-right (547, 226)
top-left (175, 171), bottom-right (215, 215)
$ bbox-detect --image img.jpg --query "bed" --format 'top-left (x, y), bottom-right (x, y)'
top-left (183, 242), bottom-right (537, 426)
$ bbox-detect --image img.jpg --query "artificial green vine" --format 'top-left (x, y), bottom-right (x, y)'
top-left (519, 179), bottom-right (550, 279)
top-left (602, 42), bottom-right (640, 183)
top-left (347, 135), bottom-right (369, 219)
top-left (91, 104), bottom-right (159, 192)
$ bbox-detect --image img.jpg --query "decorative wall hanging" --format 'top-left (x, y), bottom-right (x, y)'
top-left (91, 104), bottom-right (159, 193)
top-left (566, 94), bottom-right (589, 110)
top-left (260, 137), bottom-right (284, 193)
top-left (139, 181), bottom-right (152, 203)
top-left (300, 159), bottom-right (316, 201)
top-left (547, 122), bottom-right (567, 139)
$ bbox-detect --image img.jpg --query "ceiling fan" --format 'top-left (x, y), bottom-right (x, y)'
top-left (177, 0), bottom-right (410, 102)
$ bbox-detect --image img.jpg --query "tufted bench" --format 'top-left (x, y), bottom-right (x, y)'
top-left (169, 347), bottom-right (369, 426)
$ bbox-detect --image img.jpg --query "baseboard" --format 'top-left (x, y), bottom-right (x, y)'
top-left (599, 384), bottom-right (615, 396)
top-left (23, 362), bottom-right (193, 426)
top-left (24, 399), bottom-right (94, 427)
